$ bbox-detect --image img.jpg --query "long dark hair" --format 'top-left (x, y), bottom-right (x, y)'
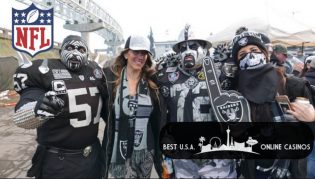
top-left (111, 49), bottom-right (158, 96)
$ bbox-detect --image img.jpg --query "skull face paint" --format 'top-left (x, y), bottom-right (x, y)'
top-left (178, 41), bottom-right (207, 70)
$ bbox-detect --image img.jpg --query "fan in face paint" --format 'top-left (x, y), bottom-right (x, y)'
top-left (60, 38), bottom-right (88, 71)
top-left (172, 24), bottom-right (212, 71)
top-left (178, 40), bottom-right (208, 70)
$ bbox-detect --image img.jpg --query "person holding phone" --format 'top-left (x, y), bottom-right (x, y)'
top-left (231, 31), bottom-right (315, 179)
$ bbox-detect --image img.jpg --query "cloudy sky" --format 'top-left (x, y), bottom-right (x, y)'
top-left (2, 0), bottom-right (314, 51)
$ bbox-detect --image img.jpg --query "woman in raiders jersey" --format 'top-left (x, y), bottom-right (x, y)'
top-left (12, 35), bottom-right (105, 178)
top-left (101, 35), bottom-right (166, 178)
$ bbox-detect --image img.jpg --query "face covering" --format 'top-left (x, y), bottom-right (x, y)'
top-left (60, 40), bottom-right (88, 71)
top-left (238, 63), bottom-right (279, 104)
top-left (239, 52), bottom-right (266, 70)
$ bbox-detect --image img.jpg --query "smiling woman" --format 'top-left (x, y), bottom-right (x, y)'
top-left (101, 35), bottom-right (166, 178)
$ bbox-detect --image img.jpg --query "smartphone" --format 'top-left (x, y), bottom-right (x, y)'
top-left (275, 95), bottom-right (292, 115)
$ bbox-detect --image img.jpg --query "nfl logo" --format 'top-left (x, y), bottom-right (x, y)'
top-left (12, 3), bottom-right (54, 57)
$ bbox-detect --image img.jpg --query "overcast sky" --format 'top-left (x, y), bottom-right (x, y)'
top-left (2, 0), bottom-right (315, 51)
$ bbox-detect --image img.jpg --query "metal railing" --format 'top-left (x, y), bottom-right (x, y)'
top-left (15, 0), bottom-right (124, 46)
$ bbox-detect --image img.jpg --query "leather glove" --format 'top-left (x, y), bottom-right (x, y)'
top-left (35, 91), bottom-right (65, 118)
top-left (157, 51), bottom-right (179, 68)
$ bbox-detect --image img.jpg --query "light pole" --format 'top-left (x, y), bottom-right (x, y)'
top-left (302, 41), bottom-right (310, 54)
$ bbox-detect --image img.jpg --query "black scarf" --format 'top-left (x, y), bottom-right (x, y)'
top-left (238, 63), bottom-right (278, 104)
top-left (111, 68), bottom-right (152, 164)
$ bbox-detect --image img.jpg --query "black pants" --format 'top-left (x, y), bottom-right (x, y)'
top-left (28, 141), bottom-right (103, 179)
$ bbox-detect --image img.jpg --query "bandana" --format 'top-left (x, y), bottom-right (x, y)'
top-left (238, 63), bottom-right (278, 104)
top-left (239, 52), bottom-right (267, 70)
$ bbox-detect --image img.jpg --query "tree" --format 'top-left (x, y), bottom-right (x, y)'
top-left (147, 27), bottom-right (156, 58)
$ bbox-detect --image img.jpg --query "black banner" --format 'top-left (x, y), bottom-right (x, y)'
top-left (160, 122), bottom-right (314, 159)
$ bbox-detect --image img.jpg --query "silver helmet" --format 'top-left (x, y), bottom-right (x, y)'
top-left (173, 25), bottom-right (212, 70)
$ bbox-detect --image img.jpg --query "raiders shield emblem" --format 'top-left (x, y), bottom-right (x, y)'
top-left (119, 140), bottom-right (128, 160)
top-left (12, 3), bottom-right (54, 57)
top-left (216, 100), bottom-right (242, 122)
top-left (134, 130), bottom-right (144, 147)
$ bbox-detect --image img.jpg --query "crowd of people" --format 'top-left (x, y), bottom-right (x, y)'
top-left (11, 24), bottom-right (315, 179)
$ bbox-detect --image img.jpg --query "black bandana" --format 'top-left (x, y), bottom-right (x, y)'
top-left (238, 63), bottom-right (278, 104)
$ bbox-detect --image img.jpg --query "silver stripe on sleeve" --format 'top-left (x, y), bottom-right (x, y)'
top-left (13, 101), bottom-right (48, 129)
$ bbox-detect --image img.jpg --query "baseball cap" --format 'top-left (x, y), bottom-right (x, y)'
top-left (124, 35), bottom-right (152, 55)
top-left (273, 44), bottom-right (287, 56)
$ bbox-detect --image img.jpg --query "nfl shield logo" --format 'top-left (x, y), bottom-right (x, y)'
top-left (12, 3), bottom-right (54, 57)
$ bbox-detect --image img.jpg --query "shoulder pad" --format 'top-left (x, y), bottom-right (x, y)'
top-left (13, 59), bottom-right (52, 93)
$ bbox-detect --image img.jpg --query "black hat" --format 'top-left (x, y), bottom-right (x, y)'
top-left (61, 35), bottom-right (88, 50)
top-left (260, 33), bottom-right (271, 44)
top-left (231, 31), bottom-right (267, 62)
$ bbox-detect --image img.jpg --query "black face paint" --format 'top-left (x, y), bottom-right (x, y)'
top-left (179, 41), bottom-right (206, 70)
top-left (60, 40), bottom-right (88, 71)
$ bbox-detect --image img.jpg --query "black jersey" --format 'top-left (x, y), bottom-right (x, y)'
top-left (155, 66), bottom-right (214, 122)
top-left (13, 59), bottom-right (104, 149)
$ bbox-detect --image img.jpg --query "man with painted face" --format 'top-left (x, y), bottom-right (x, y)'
top-left (12, 35), bottom-right (105, 178)
top-left (154, 25), bottom-right (237, 178)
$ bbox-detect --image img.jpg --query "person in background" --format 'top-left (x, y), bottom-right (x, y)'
top-left (101, 35), bottom-right (165, 178)
top-left (287, 53), bottom-right (304, 76)
top-left (12, 35), bottom-right (105, 178)
top-left (303, 56), bottom-right (315, 84)
top-left (300, 56), bottom-right (315, 179)
top-left (231, 31), bottom-right (315, 179)
top-left (270, 44), bottom-right (294, 75)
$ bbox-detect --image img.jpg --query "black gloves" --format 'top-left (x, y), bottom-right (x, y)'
top-left (35, 91), bottom-right (65, 118)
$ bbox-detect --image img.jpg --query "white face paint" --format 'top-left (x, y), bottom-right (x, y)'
top-left (60, 40), bottom-right (88, 71)
top-left (179, 41), bottom-right (207, 70)
top-left (239, 52), bottom-right (267, 70)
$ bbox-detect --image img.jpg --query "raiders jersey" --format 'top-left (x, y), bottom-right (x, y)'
top-left (13, 59), bottom-right (104, 149)
top-left (155, 66), bottom-right (215, 122)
